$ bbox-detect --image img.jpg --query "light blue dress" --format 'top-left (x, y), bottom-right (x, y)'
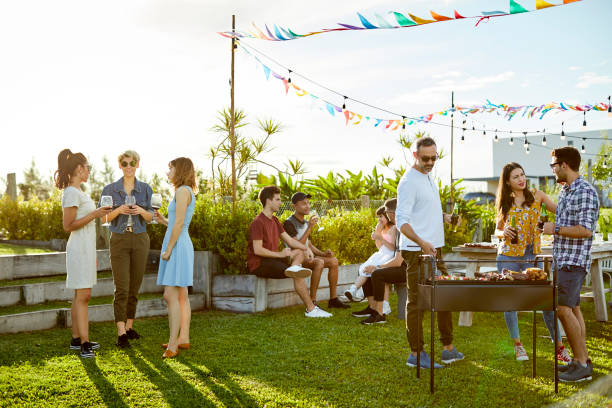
top-left (157, 186), bottom-right (195, 287)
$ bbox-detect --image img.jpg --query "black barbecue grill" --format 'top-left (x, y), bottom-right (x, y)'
top-left (415, 254), bottom-right (560, 394)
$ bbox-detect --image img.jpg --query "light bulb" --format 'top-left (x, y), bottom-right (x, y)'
top-left (581, 145), bottom-right (585, 153)
top-left (509, 137), bottom-right (514, 146)
top-left (582, 111), bottom-right (587, 128)
top-left (542, 136), bottom-right (547, 146)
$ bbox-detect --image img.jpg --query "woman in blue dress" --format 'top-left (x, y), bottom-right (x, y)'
top-left (154, 157), bottom-right (197, 358)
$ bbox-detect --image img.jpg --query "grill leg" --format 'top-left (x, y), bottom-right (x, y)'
top-left (532, 311), bottom-right (537, 378)
top-left (430, 305), bottom-right (435, 394)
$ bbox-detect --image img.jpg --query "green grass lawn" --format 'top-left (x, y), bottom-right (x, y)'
top-left (0, 297), bottom-right (610, 407)
top-left (0, 243), bottom-right (54, 255)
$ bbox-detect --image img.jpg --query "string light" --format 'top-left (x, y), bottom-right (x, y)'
top-left (526, 144), bottom-right (530, 155)
top-left (608, 96), bottom-right (612, 118)
top-left (342, 96), bottom-right (347, 110)
top-left (582, 111), bottom-right (587, 128)
top-left (461, 120), bottom-right (466, 143)
top-left (509, 130), bottom-right (513, 145)
top-left (483, 129), bottom-right (486, 137)
top-left (581, 138), bottom-right (586, 153)
top-left (287, 69), bottom-right (292, 83)
top-left (523, 132), bottom-right (528, 149)
top-left (542, 129), bottom-right (546, 146)
top-left (402, 116), bottom-right (406, 130)
top-left (560, 122), bottom-right (565, 140)
top-left (494, 129), bottom-right (498, 142)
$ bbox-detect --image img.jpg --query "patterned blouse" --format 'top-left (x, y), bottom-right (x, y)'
top-left (498, 201), bottom-right (542, 257)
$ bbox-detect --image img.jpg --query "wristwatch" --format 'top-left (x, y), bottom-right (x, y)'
top-left (554, 225), bottom-right (561, 236)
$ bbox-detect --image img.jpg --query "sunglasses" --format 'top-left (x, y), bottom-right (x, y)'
top-left (121, 160), bottom-right (138, 168)
top-left (420, 155), bottom-right (438, 163)
top-left (549, 162), bottom-right (561, 169)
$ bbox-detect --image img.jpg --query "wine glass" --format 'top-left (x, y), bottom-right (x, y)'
top-left (100, 195), bottom-right (113, 227)
top-left (125, 195), bottom-right (136, 226)
top-left (150, 193), bottom-right (162, 224)
top-left (311, 209), bottom-right (324, 231)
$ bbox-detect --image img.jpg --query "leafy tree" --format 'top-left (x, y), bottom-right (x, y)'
top-left (89, 156), bottom-right (116, 201)
top-left (18, 159), bottom-right (52, 200)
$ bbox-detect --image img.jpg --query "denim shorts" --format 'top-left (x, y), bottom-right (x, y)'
top-left (557, 265), bottom-right (587, 308)
top-left (496, 245), bottom-right (542, 273)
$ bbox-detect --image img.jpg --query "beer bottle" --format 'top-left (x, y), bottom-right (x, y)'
top-left (510, 215), bottom-right (518, 244)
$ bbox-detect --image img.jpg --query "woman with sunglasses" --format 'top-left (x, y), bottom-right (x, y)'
top-left (154, 157), bottom-right (197, 358)
top-left (55, 149), bottom-right (111, 358)
top-left (100, 150), bottom-right (153, 349)
top-left (495, 162), bottom-right (569, 362)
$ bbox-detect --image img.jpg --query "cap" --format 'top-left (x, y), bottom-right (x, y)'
top-left (291, 192), bottom-right (312, 204)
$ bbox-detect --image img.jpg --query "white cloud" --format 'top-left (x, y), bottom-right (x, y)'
top-left (568, 66), bottom-right (582, 71)
top-left (575, 72), bottom-right (612, 89)
top-left (432, 71), bottom-right (462, 79)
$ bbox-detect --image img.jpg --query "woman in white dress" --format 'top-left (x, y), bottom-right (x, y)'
top-left (55, 149), bottom-right (111, 358)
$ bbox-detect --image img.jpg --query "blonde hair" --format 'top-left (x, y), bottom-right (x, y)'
top-left (117, 150), bottom-right (140, 163)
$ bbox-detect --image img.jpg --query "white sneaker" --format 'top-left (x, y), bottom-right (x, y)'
top-left (337, 294), bottom-right (350, 303)
top-left (355, 287), bottom-right (364, 301)
top-left (284, 265), bottom-right (312, 278)
top-left (305, 306), bottom-right (333, 318)
top-left (383, 301), bottom-right (392, 316)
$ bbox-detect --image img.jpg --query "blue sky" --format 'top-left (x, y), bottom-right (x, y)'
top-left (0, 0), bottom-right (610, 191)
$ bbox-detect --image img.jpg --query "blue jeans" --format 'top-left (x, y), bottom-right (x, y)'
top-left (496, 245), bottom-right (560, 340)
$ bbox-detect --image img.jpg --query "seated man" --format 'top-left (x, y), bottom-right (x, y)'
top-left (283, 192), bottom-right (349, 310)
top-left (351, 198), bottom-right (407, 325)
top-left (248, 186), bottom-right (332, 318)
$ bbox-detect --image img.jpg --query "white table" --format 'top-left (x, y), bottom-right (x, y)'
top-left (452, 242), bottom-right (611, 325)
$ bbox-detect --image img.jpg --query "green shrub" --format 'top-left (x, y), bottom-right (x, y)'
top-left (0, 192), bottom-right (67, 241)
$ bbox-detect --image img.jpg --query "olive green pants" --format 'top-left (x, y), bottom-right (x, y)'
top-left (110, 232), bottom-right (150, 323)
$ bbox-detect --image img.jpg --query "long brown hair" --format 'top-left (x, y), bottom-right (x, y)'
top-left (495, 162), bottom-right (535, 222)
top-left (169, 157), bottom-right (197, 192)
top-left (54, 149), bottom-right (87, 189)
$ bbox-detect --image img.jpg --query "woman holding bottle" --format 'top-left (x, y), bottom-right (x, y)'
top-left (55, 149), bottom-right (111, 358)
top-left (100, 150), bottom-right (153, 349)
top-left (495, 162), bottom-right (569, 363)
top-left (154, 157), bottom-right (197, 359)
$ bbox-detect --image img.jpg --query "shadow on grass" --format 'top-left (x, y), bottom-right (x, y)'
top-left (126, 349), bottom-right (213, 407)
top-left (80, 358), bottom-right (129, 408)
top-left (179, 359), bottom-right (258, 407)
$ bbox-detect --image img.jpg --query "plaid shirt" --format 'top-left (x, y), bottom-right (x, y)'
top-left (553, 176), bottom-right (600, 270)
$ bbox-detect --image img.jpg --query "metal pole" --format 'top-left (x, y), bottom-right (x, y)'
top-left (450, 91), bottom-right (455, 207)
top-left (230, 14), bottom-right (237, 212)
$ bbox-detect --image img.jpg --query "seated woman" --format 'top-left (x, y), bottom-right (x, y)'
top-left (495, 162), bottom-right (570, 363)
top-left (345, 206), bottom-right (395, 308)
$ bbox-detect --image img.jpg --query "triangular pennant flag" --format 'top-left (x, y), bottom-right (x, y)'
top-left (563, 0), bottom-right (581, 3)
top-left (357, 12), bottom-right (378, 29)
top-left (408, 13), bottom-right (435, 24)
top-left (252, 23), bottom-right (273, 40)
top-left (431, 11), bottom-right (452, 21)
top-left (509, 0), bottom-right (529, 14)
top-left (392, 12), bottom-right (417, 26)
top-left (344, 110), bottom-right (350, 125)
top-left (263, 65), bottom-right (271, 80)
top-left (273, 25), bottom-right (289, 40)
top-left (374, 119), bottom-right (383, 127)
top-left (454, 10), bottom-right (466, 19)
top-left (288, 28), bottom-right (303, 37)
top-left (391, 120), bottom-right (401, 131)
top-left (385, 120), bottom-right (393, 129)
top-left (282, 78), bottom-right (289, 94)
top-left (535, 0), bottom-right (555, 9)
top-left (265, 24), bottom-right (280, 40)
top-left (326, 103), bottom-right (336, 116)
top-left (374, 13), bottom-right (394, 28)
top-left (353, 113), bottom-right (363, 125)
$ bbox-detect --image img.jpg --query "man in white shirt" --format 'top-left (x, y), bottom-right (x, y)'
top-left (396, 137), bottom-right (465, 369)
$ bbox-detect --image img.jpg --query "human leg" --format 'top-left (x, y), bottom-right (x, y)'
top-left (110, 233), bottom-right (131, 337)
top-left (126, 233), bottom-right (149, 332)
top-left (177, 287), bottom-right (191, 344)
top-left (163, 286), bottom-right (181, 353)
top-left (73, 288), bottom-right (91, 343)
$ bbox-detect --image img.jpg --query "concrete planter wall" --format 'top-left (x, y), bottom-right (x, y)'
top-left (212, 264), bottom-right (359, 313)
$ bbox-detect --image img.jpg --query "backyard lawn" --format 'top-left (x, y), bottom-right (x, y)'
top-left (0, 296), bottom-right (610, 407)
top-left (0, 243), bottom-right (54, 255)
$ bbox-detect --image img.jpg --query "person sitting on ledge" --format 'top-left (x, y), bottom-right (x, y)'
top-left (283, 192), bottom-right (349, 310)
top-left (247, 186), bottom-right (332, 318)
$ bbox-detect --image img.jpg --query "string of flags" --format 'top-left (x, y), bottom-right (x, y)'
top-left (239, 43), bottom-right (611, 136)
top-left (219, 0), bottom-right (582, 42)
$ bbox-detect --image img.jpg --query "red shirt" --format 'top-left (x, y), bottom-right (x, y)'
top-left (247, 212), bottom-right (285, 272)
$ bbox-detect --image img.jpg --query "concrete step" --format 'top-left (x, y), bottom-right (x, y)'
top-left (0, 273), bottom-right (162, 307)
top-left (0, 294), bottom-right (205, 334)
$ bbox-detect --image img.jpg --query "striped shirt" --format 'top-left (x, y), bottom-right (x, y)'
top-left (553, 176), bottom-right (600, 271)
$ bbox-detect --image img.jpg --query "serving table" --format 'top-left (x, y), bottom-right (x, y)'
top-left (415, 255), bottom-right (560, 393)
top-left (452, 242), bottom-right (611, 325)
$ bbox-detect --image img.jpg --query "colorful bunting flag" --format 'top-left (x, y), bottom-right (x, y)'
top-left (219, 1), bottom-right (582, 42)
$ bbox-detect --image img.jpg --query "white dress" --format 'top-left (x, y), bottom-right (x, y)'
top-left (359, 229), bottom-right (395, 277)
top-left (62, 186), bottom-right (97, 289)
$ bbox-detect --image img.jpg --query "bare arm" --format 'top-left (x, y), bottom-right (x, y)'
top-left (63, 206), bottom-right (110, 233)
top-left (535, 190), bottom-right (557, 213)
top-left (161, 188), bottom-right (191, 259)
top-left (280, 232), bottom-right (308, 250)
top-left (253, 240), bottom-right (291, 258)
top-left (543, 223), bottom-right (593, 238)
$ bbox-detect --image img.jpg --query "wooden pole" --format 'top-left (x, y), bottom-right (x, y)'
top-left (6, 173), bottom-right (17, 201)
top-left (230, 14), bottom-right (237, 212)
top-left (450, 91), bottom-right (454, 208)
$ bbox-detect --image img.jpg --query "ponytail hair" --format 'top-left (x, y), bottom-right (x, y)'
top-left (54, 149), bottom-right (86, 189)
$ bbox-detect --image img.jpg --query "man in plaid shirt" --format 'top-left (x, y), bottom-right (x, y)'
top-left (542, 146), bottom-right (600, 383)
